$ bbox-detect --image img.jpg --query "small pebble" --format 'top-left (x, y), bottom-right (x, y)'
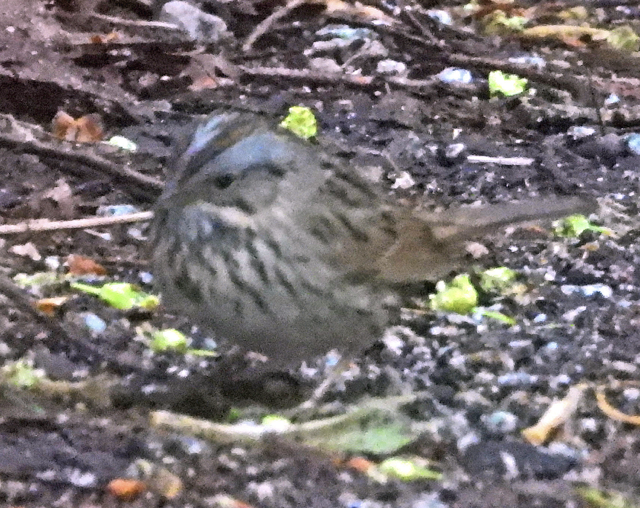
top-left (437, 68), bottom-right (472, 84)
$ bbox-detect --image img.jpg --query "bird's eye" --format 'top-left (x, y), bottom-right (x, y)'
top-left (214, 174), bottom-right (234, 189)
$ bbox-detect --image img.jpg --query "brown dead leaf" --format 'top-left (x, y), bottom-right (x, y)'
top-left (184, 54), bottom-right (240, 91)
top-left (51, 111), bottom-right (75, 140)
top-left (36, 296), bottom-right (70, 316)
top-left (67, 254), bottom-right (107, 276)
top-left (52, 110), bottom-right (104, 143)
top-left (90, 32), bottom-right (120, 44)
top-left (74, 114), bottom-right (104, 142)
top-left (106, 478), bottom-right (147, 501)
top-left (343, 456), bottom-right (375, 473)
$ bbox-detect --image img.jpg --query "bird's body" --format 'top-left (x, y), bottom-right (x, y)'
top-left (151, 112), bottom-right (596, 366)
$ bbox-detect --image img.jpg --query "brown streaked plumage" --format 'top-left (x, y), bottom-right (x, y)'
top-left (151, 112), bottom-right (597, 366)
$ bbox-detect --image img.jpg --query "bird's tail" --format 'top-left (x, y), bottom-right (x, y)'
top-left (426, 195), bottom-right (597, 242)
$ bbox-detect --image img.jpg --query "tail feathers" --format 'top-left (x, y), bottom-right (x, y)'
top-left (427, 196), bottom-right (597, 242)
top-left (373, 195), bottom-right (597, 283)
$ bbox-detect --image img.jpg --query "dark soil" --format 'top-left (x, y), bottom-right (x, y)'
top-left (1, 0), bottom-right (640, 507)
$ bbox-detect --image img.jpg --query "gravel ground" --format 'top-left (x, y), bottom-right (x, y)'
top-left (0, 0), bottom-right (639, 506)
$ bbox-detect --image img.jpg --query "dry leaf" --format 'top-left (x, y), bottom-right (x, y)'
top-left (52, 110), bottom-right (104, 143)
top-left (344, 456), bottom-right (375, 473)
top-left (36, 296), bottom-right (69, 316)
top-left (90, 32), bottom-right (120, 44)
top-left (522, 384), bottom-right (586, 445)
top-left (43, 179), bottom-right (75, 218)
top-left (67, 254), bottom-right (107, 276)
top-left (9, 242), bottom-right (42, 261)
top-left (106, 478), bottom-right (147, 501)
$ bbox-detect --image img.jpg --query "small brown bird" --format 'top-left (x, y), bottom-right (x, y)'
top-left (151, 112), bottom-right (596, 367)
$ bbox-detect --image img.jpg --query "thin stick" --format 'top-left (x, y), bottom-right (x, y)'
top-left (0, 211), bottom-right (153, 235)
top-left (243, 0), bottom-right (310, 52)
top-left (0, 133), bottom-right (163, 196)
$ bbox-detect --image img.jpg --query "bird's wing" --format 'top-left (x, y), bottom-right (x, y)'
top-left (342, 195), bottom-right (597, 284)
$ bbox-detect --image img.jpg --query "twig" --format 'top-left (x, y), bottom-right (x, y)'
top-left (399, 6), bottom-right (441, 46)
top-left (0, 211), bottom-right (153, 236)
top-left (0, 133), bottom-right (163, 197)
top-left (86, 12), bottom-right (184, 31)
top-left (466, 155), bottom-right (535, 166)
top-left (243, 0), bottom-right (311, 52)
top-left (239, 64), bottom-right (452, 95)
top-left (239, 64), bottom-right (375, 86)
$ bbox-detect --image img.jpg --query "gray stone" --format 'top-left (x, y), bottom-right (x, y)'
top-left (159, 1), bottom-right (228, 42)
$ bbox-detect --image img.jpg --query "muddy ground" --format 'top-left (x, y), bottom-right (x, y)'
top-left (1, 0), bottom-right (640, 507)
